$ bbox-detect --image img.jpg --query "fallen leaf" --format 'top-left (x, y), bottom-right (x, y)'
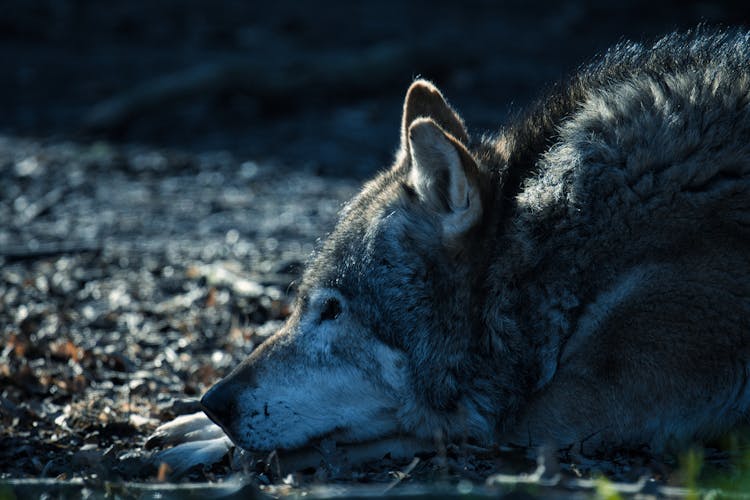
top-left (157, 462), bottom-right (171, 481)
top-left (50, 339), bottom-right (83, 362)
top-left (206, 287), bottom-right (217, 307)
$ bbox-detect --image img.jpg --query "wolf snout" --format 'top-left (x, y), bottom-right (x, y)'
top-left (200, 379), bottom-right (238, 433)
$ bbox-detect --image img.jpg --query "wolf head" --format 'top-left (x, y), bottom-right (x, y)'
top-left (201, 81), bottom-right (509, 453)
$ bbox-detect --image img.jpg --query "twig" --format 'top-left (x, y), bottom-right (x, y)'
top-left (382, 456), bottom-right (420, 494)
top-left (15, 187), bottom-right (65, 225)
top-left (0, 241), bottom-right (102, 262)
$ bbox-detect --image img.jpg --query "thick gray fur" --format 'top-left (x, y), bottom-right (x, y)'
top-left (157, 28), bottom-right (750, 462)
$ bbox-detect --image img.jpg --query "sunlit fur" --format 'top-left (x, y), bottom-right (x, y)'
top-left (154, 28), bottom-right (750, 463)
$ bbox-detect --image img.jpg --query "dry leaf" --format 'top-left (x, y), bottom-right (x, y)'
top-left (157, 462), bottom-right (171, 482)
top-left (205, 287), bottom-right (217, 307)
top-left (50, 339), bottom-right (83, 362)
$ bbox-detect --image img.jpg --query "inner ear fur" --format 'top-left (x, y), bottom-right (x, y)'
top-left (400, 79), bottom-right (469, 151)
top-left (407, 118), bottom-right (482, 239)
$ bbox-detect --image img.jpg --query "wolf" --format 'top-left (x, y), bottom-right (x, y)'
top-left (149, 28), bottom-right (750, 471)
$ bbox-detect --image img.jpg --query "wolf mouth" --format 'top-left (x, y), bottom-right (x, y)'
top-left (199, 398), bottom-right (234, 439)
top-left (200, 396), bottom-right (430, 467)
top-left (199, 397), bottom-right (402, 456)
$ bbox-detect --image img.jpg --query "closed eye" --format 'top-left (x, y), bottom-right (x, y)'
top-left (319, 297), bottom-right (342, 322)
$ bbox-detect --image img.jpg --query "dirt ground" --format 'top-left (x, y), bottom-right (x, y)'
top-left (4, 1), bottom-right (750, 497)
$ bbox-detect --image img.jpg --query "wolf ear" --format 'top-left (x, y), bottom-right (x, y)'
top-left (407, 118), bottom-right (482, 239)
top-left (401, 79), bottom-right (469, 151)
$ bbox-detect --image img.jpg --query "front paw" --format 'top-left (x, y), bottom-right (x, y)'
top-left (145, 411), bottom-right (226, 449)
top-left (145, 411), bottom-right (233, 478)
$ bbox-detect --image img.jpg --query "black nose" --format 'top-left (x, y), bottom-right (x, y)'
top-left (200, 379), bottom-right (236, 431)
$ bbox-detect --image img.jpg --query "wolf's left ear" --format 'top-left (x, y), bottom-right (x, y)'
top-left (407, 118), bottom-right (482, 240)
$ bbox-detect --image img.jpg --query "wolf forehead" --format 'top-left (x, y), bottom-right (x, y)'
top-left (301, 169), bottom-right (420, 291)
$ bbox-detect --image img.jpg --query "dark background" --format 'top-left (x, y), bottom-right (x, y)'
top-left (5, 0), bottom-right (750, 178)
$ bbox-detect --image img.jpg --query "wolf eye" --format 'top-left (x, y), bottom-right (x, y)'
top-left (319, 297), bottom-right (342, 322)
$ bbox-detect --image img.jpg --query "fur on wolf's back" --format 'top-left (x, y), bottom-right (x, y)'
top-left (481, 27), bottom-right (750, 447)
top-left (150, 28), bottom-right (750, 470)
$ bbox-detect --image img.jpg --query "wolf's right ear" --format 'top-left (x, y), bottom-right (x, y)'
top-left (400, 80), bottom-right (469, 152)
top-left (407, 118), bottom-right (482, 240)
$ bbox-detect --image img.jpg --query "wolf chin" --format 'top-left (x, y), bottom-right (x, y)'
top-left (150, 28), bottom-right (750, 468)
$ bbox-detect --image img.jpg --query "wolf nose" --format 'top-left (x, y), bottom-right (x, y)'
top-left (200, 380), bottom-right (236, 431)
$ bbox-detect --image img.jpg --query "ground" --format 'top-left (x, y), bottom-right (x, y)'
top-left (3, 1), bottom-right (750, 497)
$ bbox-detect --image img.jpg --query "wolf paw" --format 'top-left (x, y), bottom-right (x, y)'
top-left (146, 411), bottom-right (226, 449)
top-left (146, 411), bottom-right (233, 477)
